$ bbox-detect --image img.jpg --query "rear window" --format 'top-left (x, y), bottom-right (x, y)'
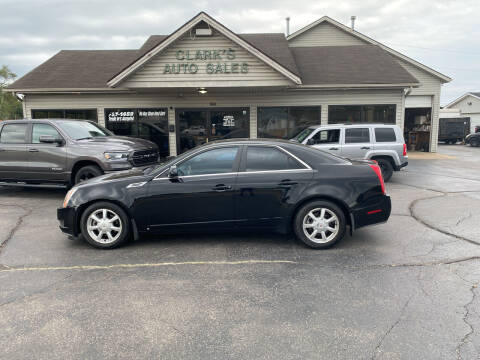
top-left (0, 124), bottom-right (27, 144)
top-left (246, 146), bottom-right (305, 171)
top-left (345, 128), bottom-right (370, 143)
top-left (375, 128), bottom-right (397, 142)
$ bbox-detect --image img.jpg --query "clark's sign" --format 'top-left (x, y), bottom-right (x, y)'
top-left (163, 48), bottom-right (249, 75)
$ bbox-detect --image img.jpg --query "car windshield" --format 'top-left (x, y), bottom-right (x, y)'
top-left (56, 121), bottom-right (112, 140)
top-left (292, 128), bottom-right (315, 143)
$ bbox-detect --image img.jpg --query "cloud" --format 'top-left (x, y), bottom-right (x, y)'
top-left (1, 0), bottom-right (479, 103)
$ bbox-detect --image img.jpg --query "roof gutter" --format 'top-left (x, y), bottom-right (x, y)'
top-left (288, 83), bottom-right (420, 90)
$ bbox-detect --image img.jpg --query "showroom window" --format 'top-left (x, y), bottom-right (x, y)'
top-left (105, 108), bottom-right (169, 158)
top-left (328, 105), bottom-right (396, 124)
top-left (32, 109), bottom-right (98, 122)
top-left (257, 106), bottom-right (321, 139)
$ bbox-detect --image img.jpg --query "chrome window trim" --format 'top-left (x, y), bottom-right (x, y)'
top-left (152, 143), bottom-right (313, 181)
top-left (153, 144), bottom-right (241, 180)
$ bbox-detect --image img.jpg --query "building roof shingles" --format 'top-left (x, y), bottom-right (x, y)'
top-left (291, 45), bottom-right (418, 85)
top-left (9, 36), bottom-right (418, 90)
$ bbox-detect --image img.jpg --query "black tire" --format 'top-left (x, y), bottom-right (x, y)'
top-left (376, 158), bottom-right (393, 182)
top-left (74, 165), bottom-right (103, 185)
top-left (293, 200), bottom-right (346, 249)
top-left (80, 201), bottom-right (130, 249)
top-left (471, 138), bottom-right (479, 147)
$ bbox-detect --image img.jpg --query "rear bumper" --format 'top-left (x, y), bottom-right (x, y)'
top-left (57, 207), bottom-right (79, 237)
top-left (394, 161), bottom-right (408, 171)
top-left (351, 195), bottom-right (391, 231)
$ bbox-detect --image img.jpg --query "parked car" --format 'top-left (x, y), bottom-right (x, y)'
top-left (438, 117), bottom-right (470, 144)
top-left (0, 119), bottom-right (159, 187)
top-left (465, 132), bottom-right (480, 147)
top-left (58, 139), bottom-right (391, 249)
top-left (292, 124), bottom-right (408, 182)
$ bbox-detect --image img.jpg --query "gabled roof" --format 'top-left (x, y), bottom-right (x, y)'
top-left (291, 45), bottom-right (418, 86)
top-left (107, 12), bottom-right (302, 87)
top-left (287, 16), bottom-right (451, 83)
top-left (445, 92), bottom-right (480, 108)
top-left (8, 50), bottom-right (139, 90)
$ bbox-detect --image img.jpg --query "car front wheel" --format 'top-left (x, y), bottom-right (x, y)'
top-left (471, 138), bottom-right (479, 147)
top-left (74, 165), bottom-right (103, 185)
top-left (80, 202), bottom-right (130, 249)
top-left (294, 200), bottom-right (346, 249)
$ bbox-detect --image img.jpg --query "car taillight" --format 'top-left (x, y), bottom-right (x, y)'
top-left (403, 143), bottom-right (407, 156)
top-left (369, 164), bottom-right (386, 195)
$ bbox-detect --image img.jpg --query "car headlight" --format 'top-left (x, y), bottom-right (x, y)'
top-left (63, 187), bottom-right (78, 208)
top-left (104, 151), bottom-right (129, 161)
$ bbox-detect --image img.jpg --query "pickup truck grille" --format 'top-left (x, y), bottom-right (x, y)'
top-left (131, 149), bottom-right (159, 166)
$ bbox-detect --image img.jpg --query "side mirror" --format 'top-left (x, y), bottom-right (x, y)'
top-left (39, 135), bottom-right (64, 146)
top-left (307, 138), bottom-right (315, 145)
top-left (168, 165), bottom-right (178, 178)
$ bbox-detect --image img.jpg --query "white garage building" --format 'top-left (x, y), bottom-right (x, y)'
top-left (8, 12), bottom-right (451, 155)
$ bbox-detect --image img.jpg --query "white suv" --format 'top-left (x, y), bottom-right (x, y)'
top-left (292, 124), bottom-right (408, 182)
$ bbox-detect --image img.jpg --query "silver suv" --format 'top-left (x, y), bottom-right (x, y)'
top-left (292, 124), bottom-right (408, 181)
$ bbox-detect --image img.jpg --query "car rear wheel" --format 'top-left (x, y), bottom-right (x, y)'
top-left (80, 202), bottom-right (130, 249)
top-left (74, 165), bottom-right (103, 185)
top-left (294, 200), bottom-right (346, 249)
top-left (376, 159), bottom-right (393, 182)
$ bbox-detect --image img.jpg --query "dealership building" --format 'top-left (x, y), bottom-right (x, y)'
top-left (8, 12), bottom-right (451, 155)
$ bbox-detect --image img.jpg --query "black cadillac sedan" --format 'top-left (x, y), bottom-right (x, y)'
top-left (58, 139), bottom-right (391, 249)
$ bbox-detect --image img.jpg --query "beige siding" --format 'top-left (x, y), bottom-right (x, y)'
top-left (288, 22), bottom-right (368, 47)
top-left (121, 31), bottom-right (292, 88)
top-left (24, 88), bottom-right (404, 155)
top-left (450, 95), bottom-right (480, 114)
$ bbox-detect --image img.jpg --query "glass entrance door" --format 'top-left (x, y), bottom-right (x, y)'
top-left (177, 108), bottom-right (249, 154)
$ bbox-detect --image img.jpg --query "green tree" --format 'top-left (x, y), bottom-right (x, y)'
top-left (0, 65), bottom-right (23, 120)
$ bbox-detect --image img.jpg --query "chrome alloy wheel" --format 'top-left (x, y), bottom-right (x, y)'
top-left (86, 209), bottom-right (123, 244)
top-left (302, 208), bottom-right (339, 244)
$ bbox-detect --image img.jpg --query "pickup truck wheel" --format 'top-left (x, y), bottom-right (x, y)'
top-left (80, 202), bottom-right (130, 249)
top-left (294, 200), bottom-right (346, 249)
top-left (74, 165), bottom-right (103, 184)
top-left (376, 159), bottom-right (393, 182)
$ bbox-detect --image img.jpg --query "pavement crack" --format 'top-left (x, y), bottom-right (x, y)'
top-left (0, 203), bottom-right (33, 252)
top-left (456, 283), bottom-right (478, 360)
top-left (455, 212), bottom-right (473, 227)
top-left (371, 295), bottom-right (413, 359)
top-left (408, 192), bottom-right (480, 246)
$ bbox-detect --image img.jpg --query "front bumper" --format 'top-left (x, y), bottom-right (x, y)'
top-left (351, 194), bottom-right (392, 231)
top-left (57, 207), bottom-right (79, 237)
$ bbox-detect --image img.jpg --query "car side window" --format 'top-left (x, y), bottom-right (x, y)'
top-left (374, 128), bottom-right (397, 142)
top-left (0, 124), bottom-right (27, 144)
top-left (246, 146), bottom-right (305, 172)
top-left (177, 147), bottom-right (239, 176)
top-left (32, 124), bottom-right (61, 144)
top-left (312, 129), bottom-right (340, 144)
top-left (345, 128), bottom-right (370, 143)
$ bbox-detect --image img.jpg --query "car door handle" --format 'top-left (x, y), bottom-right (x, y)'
top-left (28, 148), bottom-right (39, 152)
top-left (329, 147), bottom-right (339, 150)
top-left (361, 146), bottom-right (371, 150)
top-left (212, 184), bottom-right (232, 192)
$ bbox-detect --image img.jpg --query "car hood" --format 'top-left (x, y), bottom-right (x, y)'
top-left (78, 168), bottom-right (149, 187)
top-left (75, 136), bottom-right (158, 151)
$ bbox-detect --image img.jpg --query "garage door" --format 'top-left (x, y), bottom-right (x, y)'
top-left (405, 95), bottom-right (432, 108)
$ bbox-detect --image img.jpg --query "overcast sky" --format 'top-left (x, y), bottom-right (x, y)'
top-left (1, 0), bottom-right (479, 104)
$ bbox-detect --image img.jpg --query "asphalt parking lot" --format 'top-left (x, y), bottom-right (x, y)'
top-left (0, 145), bottom-right (479, 359)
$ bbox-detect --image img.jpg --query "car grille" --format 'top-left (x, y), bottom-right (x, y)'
top-left (131, 149), bottom-right (159, 166)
